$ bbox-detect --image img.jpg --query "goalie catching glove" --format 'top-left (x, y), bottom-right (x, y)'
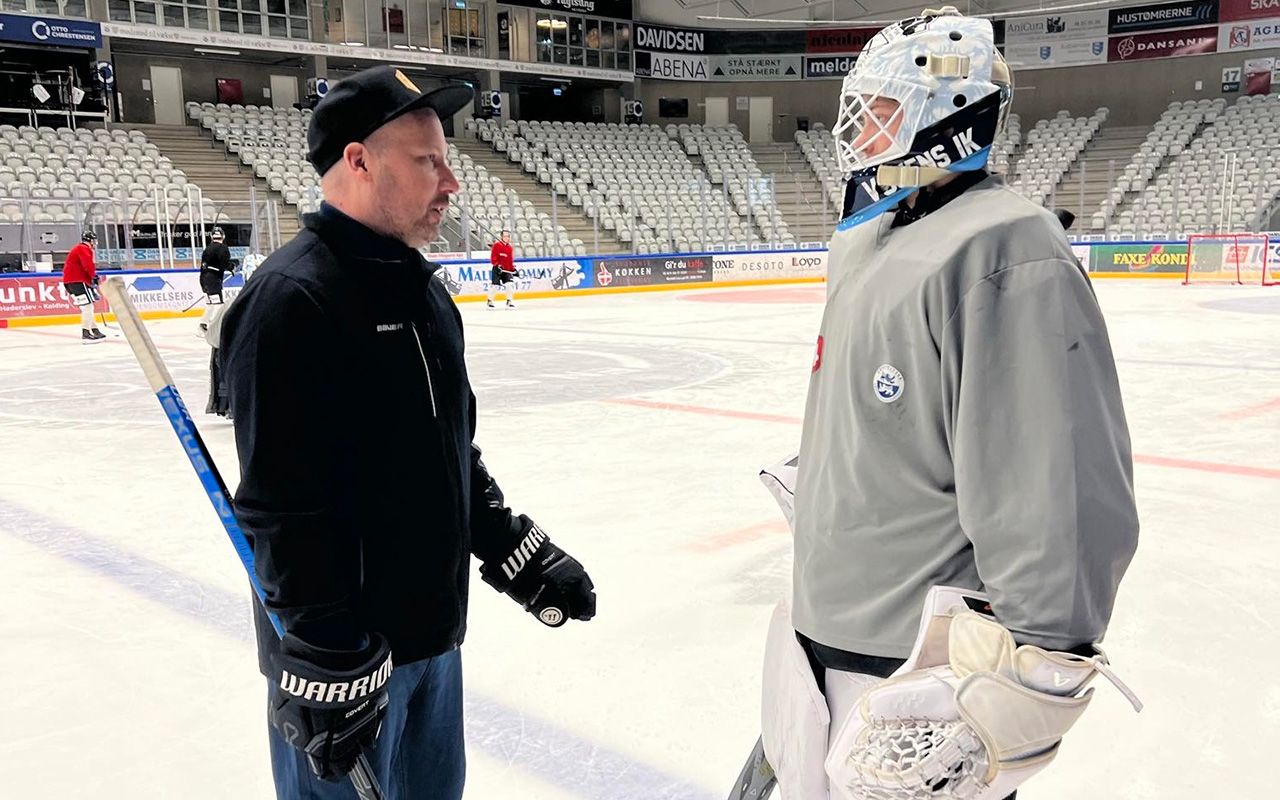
top-left (480, 516), bottom-right (596, 627)
top-left (826, 599), bottom-right (1142, 800)
top-left (270, 632), bottom-right (392, 782)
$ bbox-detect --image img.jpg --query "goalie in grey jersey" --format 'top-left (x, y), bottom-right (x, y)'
top-left (758, 9), bottom-right (1141, 800)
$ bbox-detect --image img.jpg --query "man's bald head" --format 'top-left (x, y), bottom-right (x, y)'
top-left (321, 109), bottom-right (460, 248)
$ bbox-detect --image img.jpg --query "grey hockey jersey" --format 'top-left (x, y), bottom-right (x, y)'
top-left (793, 175), bottom-right (1138, 658)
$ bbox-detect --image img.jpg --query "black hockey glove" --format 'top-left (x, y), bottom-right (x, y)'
top-left (480, 516), bottom-right (596, 627)
top-left (270, 632), bottom-right (392, 782)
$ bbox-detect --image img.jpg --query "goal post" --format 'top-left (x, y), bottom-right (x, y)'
top-left (1185, 233), bottom-right (1275, 285)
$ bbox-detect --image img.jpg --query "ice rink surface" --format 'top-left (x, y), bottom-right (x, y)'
top-left (2, 280), bottom-right (1278, 799)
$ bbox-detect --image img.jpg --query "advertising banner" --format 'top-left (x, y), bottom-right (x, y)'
top-left (1108, 26), bottom-right (1218, 60)
top-left (634, 50), bottom-right (709, 80)
top-left (0, 268), bottom-right (245, 324)
top-left (1071, 244), bottom-right (1092, 272)
top-left (591, 255), bottom-right (713, 287)
top-left (0, 275), bottom-right (106, 322)
top-left (1220, 0), bottom-right (1280, 22)
top-left (1088, 243), bottom-right (1188, 274)
top-left (804, 54), bottom-right (857, 79)
top-left (805, 27), bottom-right (878, 54)
top-left (1244, 56), bottom-right (1275, 93)
top-left (1218, 16), bottom-right (1280, 50)
top-left (1109, 1), bottom-right (1219, 33)
top-left (632, 23), bottom-right (805, 55)
top-left (1004, 10), bottom-right (1108, 43)
top-left (0, 12), bottom-right (102, 48)
top-left (498, 0), bottom-right (633, 20)
top-left (433, 258), bottom-right (592, 298)
top-left (634, 23), bottom-right (706, 53)
top-left (1006, 39), bottom-right (1108, 67)
top-left (711, 251), bottom-right (827, 282)
top-left (708, 54), bottom-right (802, 81)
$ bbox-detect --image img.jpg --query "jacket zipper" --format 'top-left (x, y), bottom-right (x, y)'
top-left (409, 322), bottom-right (438, 417)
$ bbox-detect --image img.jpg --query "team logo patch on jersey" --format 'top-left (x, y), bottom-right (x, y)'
top-left (873, 364), bottom-right (904, 403)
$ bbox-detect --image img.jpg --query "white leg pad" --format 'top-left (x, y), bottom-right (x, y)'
top-left (761, 601), bottom-right (830, 800)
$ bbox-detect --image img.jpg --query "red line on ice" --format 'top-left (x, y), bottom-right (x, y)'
top-left (606, 399), bottom-right (1280, 482)
top-left (601, 397), bottom-right (803, 425)
top-left (1221, 396), bottom-right (1280, 421)
top-left (684, 519), bottom-right (789, 553)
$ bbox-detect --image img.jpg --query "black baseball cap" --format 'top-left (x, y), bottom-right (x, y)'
top-left (307, 66), bottom-right (474, 176)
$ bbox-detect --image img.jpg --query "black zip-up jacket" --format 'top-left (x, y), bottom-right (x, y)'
top-left (200, 241), bottom-right (232, 294)
top-left (220, 203), bottom-right (526, 674)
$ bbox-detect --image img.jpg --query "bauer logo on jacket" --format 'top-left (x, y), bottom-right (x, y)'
top-left (873, 364), bottom-right (904, 403)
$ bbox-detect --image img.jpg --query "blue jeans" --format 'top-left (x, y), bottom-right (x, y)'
top-left (268, 648), bottom-right (465, 800)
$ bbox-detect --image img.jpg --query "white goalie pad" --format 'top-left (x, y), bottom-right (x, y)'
top-left (206, 293), bottom-right (225, 305)
top-left (825, 587), bottom-right (1142, 800)
top-left (759, 452), bottom-right (799, 533)
top-left (762, 600), bottom-right (831, 800)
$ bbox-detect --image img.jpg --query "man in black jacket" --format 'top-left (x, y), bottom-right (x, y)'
top-left (220, 67), bottom-right (596, 800)
top-left (197, 226), bottom-right (232, 336)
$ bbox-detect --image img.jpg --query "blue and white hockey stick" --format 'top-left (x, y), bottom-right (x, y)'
top-left (99, 277), bottom-right (384, 800)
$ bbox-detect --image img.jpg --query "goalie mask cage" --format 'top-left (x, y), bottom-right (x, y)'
top-left (1185, 233), bottom-right (1276, 285)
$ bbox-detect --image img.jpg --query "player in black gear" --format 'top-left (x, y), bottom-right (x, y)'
top-left (198, 227), bottom-right (233, 335)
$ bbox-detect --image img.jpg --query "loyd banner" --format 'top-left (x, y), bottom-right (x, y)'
top-left (1089, 243), bottom-right (1189, 273)
top-left (712, 251), bottom-right (826, 281)
top-left (592, 255), bottom-right (712, 287)
top-left (1221, 0), bottom-right (1280, 21)
top-left (1109, 1), bottom-right (1219, 33)
top-left (1108, 26), bottom-right (1218, 60)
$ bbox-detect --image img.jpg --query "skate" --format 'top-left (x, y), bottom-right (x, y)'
top-left (82, 329), bottom-right (103, 343)
top-left (486, 300), bottom-right (495, 308)
top-left (90, 328), bottom-right (106, 340)
top-left (506, 300), bottom-right (516, 309)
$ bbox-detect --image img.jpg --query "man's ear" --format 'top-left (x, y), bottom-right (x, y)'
top-left (343, 142), bottom-right (371, 175)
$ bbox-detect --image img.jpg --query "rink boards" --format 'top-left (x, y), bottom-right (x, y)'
top-left (0, 240), bottom-right (1262, 327)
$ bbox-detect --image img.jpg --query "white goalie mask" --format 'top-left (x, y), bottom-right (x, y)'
top-left (833, 7), bottom-right (1013, 229)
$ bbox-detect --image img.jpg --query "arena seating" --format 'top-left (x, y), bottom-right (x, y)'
top-left (199, 102), bottom-right (582, 257)
top-left (1008, 108), bottom-right (1107, 206)
top-left (471, 117), bottom-right (766, 253)
top-left (1110, 95), bottom-right (1279, 237)
top-left (1091, 98), bottom-right (1223, 234)
top-left (0, 124), bottom-right (209, 224)
top-left (674, 124), bottom-right (792, 244)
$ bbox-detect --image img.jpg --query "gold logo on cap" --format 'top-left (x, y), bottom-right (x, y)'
top-left (394, 70), bottom-right (421, 94)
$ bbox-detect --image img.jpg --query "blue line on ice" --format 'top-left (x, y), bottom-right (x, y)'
top-left (0, 498), bottom-right (718, 800)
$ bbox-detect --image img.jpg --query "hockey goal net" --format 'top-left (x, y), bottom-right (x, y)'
top-left (1185, 233), bottom-right (1276, 285)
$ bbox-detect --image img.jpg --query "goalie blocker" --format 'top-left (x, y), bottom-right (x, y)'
top-left (761, 587), bottom-right (1141, 800)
